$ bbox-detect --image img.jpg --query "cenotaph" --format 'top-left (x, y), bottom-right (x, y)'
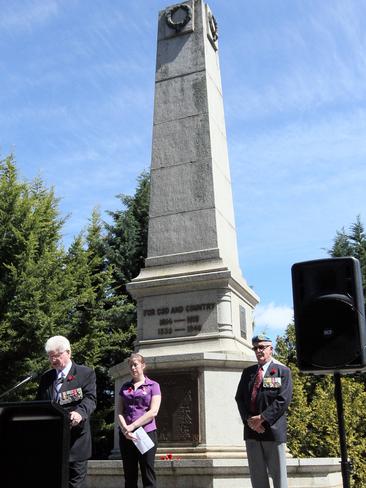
top-left (111, 0), bottom-right (259, 459)
top-left (100, 2), bottom-right (342, 486)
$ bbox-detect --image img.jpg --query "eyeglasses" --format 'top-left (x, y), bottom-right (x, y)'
top-left (48, 350), bottom-right (67, 359)
top-left (252, 345), bottom-right (271, 352)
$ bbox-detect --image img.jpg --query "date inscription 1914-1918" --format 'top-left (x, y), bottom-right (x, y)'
top-left (144, 302), bottom-right (215, 337)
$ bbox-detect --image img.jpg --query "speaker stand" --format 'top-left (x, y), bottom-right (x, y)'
top-left (333, 372), bottom-right (352, 488)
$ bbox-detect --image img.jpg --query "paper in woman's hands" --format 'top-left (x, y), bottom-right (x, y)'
top-left (132, 427), bottom-right (155, 454)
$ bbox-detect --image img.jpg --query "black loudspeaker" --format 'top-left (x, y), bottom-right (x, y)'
top-left (0, 401), bottom-right (70, 488)
top-left (291, 257), bottom-right (366, 373)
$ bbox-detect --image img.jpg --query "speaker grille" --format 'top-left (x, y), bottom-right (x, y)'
top-left (292, 257), bottom-right (366, 373)
top-left (299, 294), bottom-right (361, 368)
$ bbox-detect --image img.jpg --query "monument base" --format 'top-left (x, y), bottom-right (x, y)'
top-left (87, 458), bottom-right (342, 488)
top-left (110, 352), bottom-right (255, 454)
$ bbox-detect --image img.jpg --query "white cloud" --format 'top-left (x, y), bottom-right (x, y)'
top-left (254, 303), bottom-right (293, 333)
top-left (0, 0), bottom-right (59, 31)
top-left (223, 1), bottom-right (366, 124)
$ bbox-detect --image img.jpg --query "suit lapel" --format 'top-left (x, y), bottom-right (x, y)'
top-left (47, 369), bottom-right (57, 400)
top-left (264, 360), bottom-right (274, 378)
top-left (248, 365), bottom-right (259, 392)
top-left (60, 362), bottom-right (76, 394)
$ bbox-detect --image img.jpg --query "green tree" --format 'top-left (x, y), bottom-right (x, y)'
top-left (0, 155), bottom-right (68, 394)
top-left (95, 171), bottom-right (150, 456)
top-left (104, 170), bottom-right (150, 295)
top-left (63, 209), bottom-right (136, 457)
top-left (328, 215), bottom-right (366, 295)
top-left (307, 376), bottom-right (366, 487)
top-left (59, 169), bottom-right (151, 458)
top-left (275, 326), bottom-right (314, 456)
top-left (0, 156), bottom-right (151, 458)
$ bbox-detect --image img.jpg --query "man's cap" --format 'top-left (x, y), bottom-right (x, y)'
top-left (252, 334), bottom-right (272, 344)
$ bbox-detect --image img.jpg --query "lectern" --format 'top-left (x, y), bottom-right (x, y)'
top-left (0, 400), bottom-right (69, 488)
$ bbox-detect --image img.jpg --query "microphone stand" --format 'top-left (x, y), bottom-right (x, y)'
top-left (0, 373), bottom-right (37, 401)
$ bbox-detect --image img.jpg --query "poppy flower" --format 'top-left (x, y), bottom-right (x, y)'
top-left (67, 375), bottom-right (75, 381)
top-left (270, 368), bottom-right (277, 375)
top-left (160, 452), bottom-right (180, 461)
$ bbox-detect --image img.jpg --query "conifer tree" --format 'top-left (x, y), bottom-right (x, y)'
top-left (328, 215), bottom-right (366, 296)
top-left (0, 158), bottom-right (150, 457)
top-left (61, 210), bottom-right (135, 457)
top-left (104, 170), bottom-right (150, 295)
top-left (0, 155), bottom-right (67, 394)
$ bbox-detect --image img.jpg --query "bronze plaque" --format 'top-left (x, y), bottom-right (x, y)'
top-left (153, 370), bottom-right (199, 446)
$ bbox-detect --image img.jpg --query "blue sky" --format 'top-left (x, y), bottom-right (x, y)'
top-left (1, 0), bottom-right (366, 340)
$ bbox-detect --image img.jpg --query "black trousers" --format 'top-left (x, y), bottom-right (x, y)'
top-left (69, 460), bottom-right (88, 488)
top-left (119, 430), bottom-right (158, 488)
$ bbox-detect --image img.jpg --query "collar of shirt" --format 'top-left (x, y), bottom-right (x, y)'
top-left (127, 375), bottom-right (155, 388)
top-left (261, 361), bottom-right (272, 376)
top-left (58, 362), bottom-right (72, 379)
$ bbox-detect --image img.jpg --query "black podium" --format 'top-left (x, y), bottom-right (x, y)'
top-left (0, 400), bottom-right (70, 488)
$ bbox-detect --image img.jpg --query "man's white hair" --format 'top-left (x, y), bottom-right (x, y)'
top-left (45, 335), bottom-right (71, 354)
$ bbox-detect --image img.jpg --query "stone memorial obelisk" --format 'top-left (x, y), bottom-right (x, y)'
top-left (132, 0), bottom-right (259, 359)
top-left (110, 0), bottom-right (259, 463)
top-left (98, 2), bottom-right (344, 486)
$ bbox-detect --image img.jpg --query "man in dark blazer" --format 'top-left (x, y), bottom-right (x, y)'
top-left (36, 335), bottom-right (96, 488)
top-left (235, 334), bottom-right (292, 488)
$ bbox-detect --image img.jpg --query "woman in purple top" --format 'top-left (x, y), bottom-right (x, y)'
top-left (117, 353), bottom-right (161, 488)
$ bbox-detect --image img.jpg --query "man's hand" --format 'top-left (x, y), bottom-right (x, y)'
top-left (69, 411), bottom-right (83, 427)
top-left (247, 415), bottom-right (265, 433)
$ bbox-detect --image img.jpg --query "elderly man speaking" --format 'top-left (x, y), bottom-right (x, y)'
top-left (36, 335), bottom-right (96, 488)
top-left (235, 334), bottom-right (293, 488)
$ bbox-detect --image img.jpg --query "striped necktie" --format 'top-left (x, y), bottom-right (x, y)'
top-left (54, 372), bottom-right (64, 401)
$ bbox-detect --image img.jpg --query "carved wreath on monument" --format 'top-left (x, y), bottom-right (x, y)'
top-left (165, 4), bottom-right (192, 32)
top-left (207, 11), bottom-right (218, 42)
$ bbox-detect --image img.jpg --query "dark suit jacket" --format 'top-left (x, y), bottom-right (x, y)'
top-left (36, 362), bottom-right (96, 461)
top-left (235, 359), bottom-right (292, 442)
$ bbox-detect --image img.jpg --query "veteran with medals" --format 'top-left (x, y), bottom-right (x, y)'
top-left (235, 334), bottom-right (293, 488)
top-left (36, 335), bottom-right (97, 488)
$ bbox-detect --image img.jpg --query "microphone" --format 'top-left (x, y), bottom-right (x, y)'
top-left (0, 371), bottom-right (41, 400)
top-left (29, 371), bottom-right (41, 380)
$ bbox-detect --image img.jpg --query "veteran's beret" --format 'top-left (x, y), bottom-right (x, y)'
top-left (252, 334), bottom-right (272, 344)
